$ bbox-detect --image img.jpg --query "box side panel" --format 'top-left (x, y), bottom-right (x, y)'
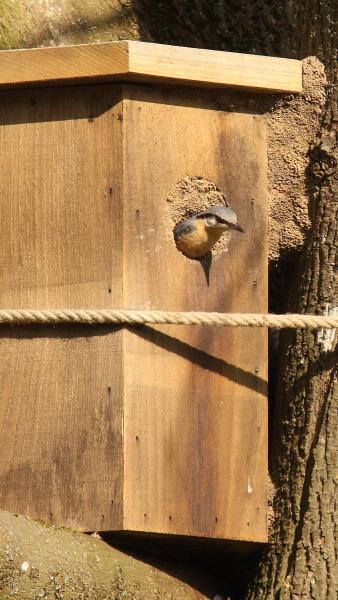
top-left (0, 85), bottom-right (124, 530)
top-left (0, 328), bottom-right (123, 531)
top-left (0, 86), bottom-right (122, 308)
top-left (122, 86), bottom-right (268, 542)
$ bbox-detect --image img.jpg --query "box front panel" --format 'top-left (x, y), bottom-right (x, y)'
top-left (122, 86), bottom-right (268, 542)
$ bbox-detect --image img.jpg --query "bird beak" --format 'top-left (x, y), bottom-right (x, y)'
top-left (229, 222), bottom-right (245, 233)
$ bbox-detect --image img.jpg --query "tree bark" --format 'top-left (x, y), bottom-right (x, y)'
top-left (247, 1), bottom-right (337, 598)
top-left (0, 1), bottom-right (299, 58)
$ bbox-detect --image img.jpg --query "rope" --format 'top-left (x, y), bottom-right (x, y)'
top-left (0, 309), bottom-right (336, 329)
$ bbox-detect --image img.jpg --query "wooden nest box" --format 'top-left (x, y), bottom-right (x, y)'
top-left (0, 42), bottom-right (302, 543)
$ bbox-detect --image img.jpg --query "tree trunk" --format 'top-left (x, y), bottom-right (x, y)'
top-left (247, 1), bottom-right (337, 598)
top-left (0, 1), bottom-right (299, 58)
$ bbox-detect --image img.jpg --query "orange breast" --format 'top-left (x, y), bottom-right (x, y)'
top-left (175, 221), bottom-right (222, 259)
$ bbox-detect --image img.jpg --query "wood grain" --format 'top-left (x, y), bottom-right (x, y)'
top-left (0, 40), bottom-right (302, 93)
top-left (122, 85), bottom-right (268, 541)
top-left (0, 85), bottom-right (123, 308)
top-left (127, 41), bottom-right (302, 93)
top-left (0, 82), bottom-right (268, 541)
top-left (0, 85), bottom-right (125, 530)
top-left (0, 42), bottom-right (128, 88)
top-left (0, 327), bottom-right (123, 531)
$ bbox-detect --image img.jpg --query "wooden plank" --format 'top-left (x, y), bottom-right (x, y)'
top-left (0, 42), bottom-right (128, 88)
top-left (127, 41), bottom-right (302, 93)
top-left (0, 85), bottom-right (125, 530)
top-left (0, 40), bottom-right (302, 93)
top-left (0, 85), bottom-right (123, 308)
top-left (0, 327), bottom-right (123, 531)
top-left (122, 86), bottom-right (268, 541)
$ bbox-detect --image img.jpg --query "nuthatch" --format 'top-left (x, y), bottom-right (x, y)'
top-left (173, 205), bottom-right (244, 259)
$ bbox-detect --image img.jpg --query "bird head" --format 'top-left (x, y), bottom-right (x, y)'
top-left (194, 205), bottom-right (244, 233)
top-left (173, 204), bottom-right (244, 260)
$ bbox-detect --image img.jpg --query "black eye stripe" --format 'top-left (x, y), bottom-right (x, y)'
top-left (198, 214), bottom-right (225, 223)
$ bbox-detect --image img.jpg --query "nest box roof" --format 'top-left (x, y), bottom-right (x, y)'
top-left (0, 40), bottom-right (302, 93)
